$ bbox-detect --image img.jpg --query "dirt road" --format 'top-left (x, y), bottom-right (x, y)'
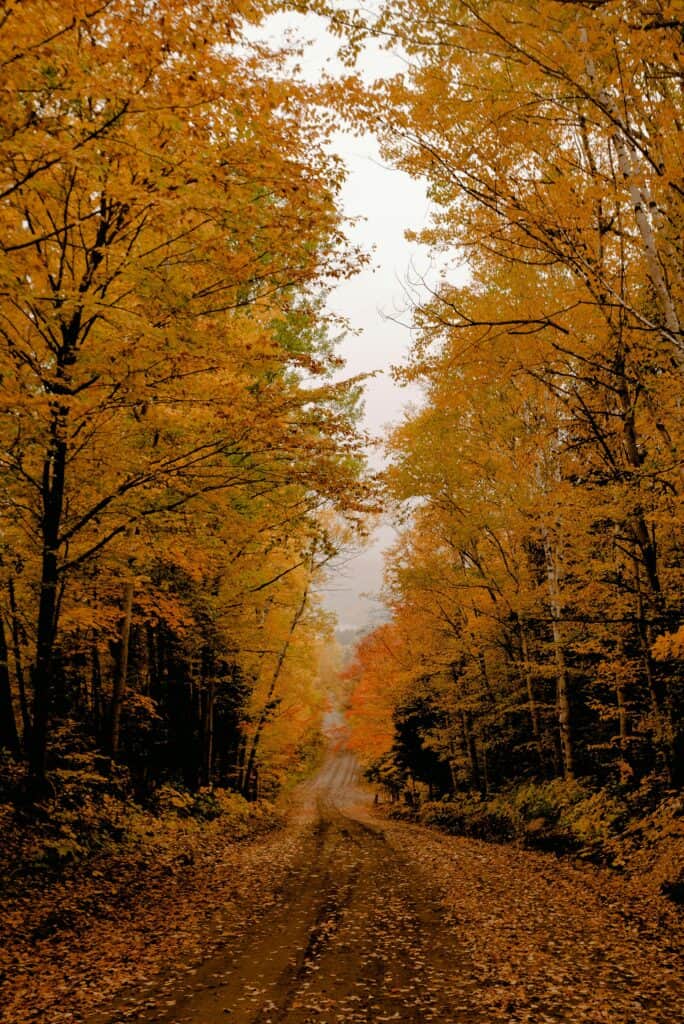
top-left (135, 753), bottom-right (684, 1024)
top-left (7, 747), bottom-right (682, 1024)
top-left (143, 752), bottom-right (482, 1024)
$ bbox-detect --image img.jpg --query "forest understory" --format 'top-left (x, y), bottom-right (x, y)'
top-left (384, 781), bottom-right (684, 905)
top-left (1, 785), bottom-right (301, 1024)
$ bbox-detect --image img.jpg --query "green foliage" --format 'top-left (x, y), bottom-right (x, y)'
top-left (152, 782), bottom-right (277, 830)
top-left (508, 779), bottom-right (581, 823)
top-left (418, 780), bottom-right (631, 855)
top-left (152, 783), bottom-right (196, 817)
top-left (558, 789), bottom-right (630, 849)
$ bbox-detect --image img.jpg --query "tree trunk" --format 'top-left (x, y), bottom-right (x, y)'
top-left (460, 709), bottom-right (482, 796)
top-left (8, 578), bottom-right (30, 744)
top-left (243, 584), bottom-right (309, 800)
top-left (543, 536), bottom-right (575, 780)
top-left (109, 579), bottom-right (134, 757)
top-left (520, 624), bottom-right (544, 769)
top-left (235, 734), bottom-right (247, 793)
top-left (91, 643), bottom-right (103, 733)
top-left (634, 561), bottom-right (665, 718)
top-left (481, 740), bottom-right (490, 798)
top-left (615, 636), bottom-right (630, 754)
top-left (30, 425), bottom-right (67, 783)
top-left (0, 614), bottom-right (20, 753)
top-left (201, 655), bottom-right (215, 788)
top-left (580, 32), bottom-right (682, 361)
top-left (444, 712), bottom-right (459, 794)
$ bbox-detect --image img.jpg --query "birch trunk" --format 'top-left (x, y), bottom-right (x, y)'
top-left (579, 29), bottom-right (682, 360)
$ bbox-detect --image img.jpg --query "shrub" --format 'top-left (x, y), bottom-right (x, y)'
top-left (152, 784), bottom-right (195, 817)
top-left (559, 789), bottom-right (630, 848)
top-left (420, 796), bottom-right (517, 841)
top-left (509, 778), bottom-right (586, 824)
top-left (417, 780), bottom-right (629, 855)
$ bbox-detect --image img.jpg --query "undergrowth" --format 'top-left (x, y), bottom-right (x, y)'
top-left (0, 750), bottom-right (279, 898)
top-left (391, 777), bottom-right (680, 866)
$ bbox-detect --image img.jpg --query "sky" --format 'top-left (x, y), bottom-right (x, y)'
top-left (317, 121), bottom-right (434, 632)
top-left (251, 12), bottom-right (462, 632)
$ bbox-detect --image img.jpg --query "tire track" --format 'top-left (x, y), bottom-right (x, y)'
top-left (137, 752), bottom-right (482, 1024)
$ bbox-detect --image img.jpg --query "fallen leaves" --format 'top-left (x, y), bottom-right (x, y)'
top-left (0, 806), bottom-right (309, 1024)
top-left (382, 816), bottom-right (684, 1023)
top-left (2, 759), bottom-right (683, 1024)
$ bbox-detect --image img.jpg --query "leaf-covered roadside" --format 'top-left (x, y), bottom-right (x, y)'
top-left (381, 816), bottom-right (684, 1024)
top-left (386, 779), bottom-right (684, 901)
top-left (0, 784), bottom-right (310, 1024)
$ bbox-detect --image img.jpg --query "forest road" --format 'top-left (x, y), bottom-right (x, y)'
top-left (142, 750), bottom-right (484, 1024)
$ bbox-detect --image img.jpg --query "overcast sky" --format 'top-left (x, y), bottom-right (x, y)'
top-left (251, 12), bottom-right (462, 632)
top-left (318, 123), bottom-right (430, 633)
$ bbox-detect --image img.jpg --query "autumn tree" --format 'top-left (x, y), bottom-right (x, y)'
top-left (0, 1), bottom-right (371, 792)
top-left (336, 0), bottom-right (683, 795)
